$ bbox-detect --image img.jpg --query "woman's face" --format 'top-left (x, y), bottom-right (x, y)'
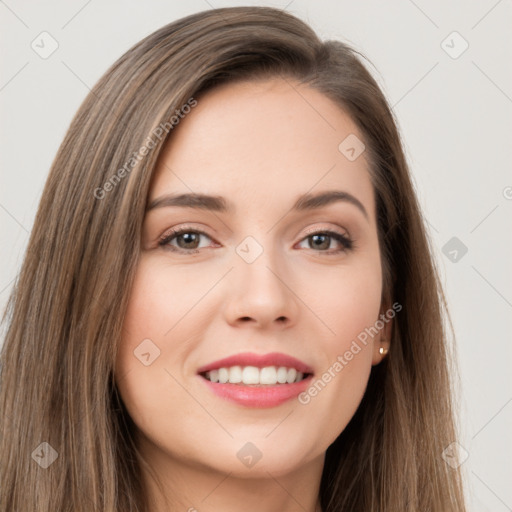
top-left (116, 77), bottom-right (390, 480)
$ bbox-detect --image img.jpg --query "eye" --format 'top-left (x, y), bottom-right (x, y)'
top-left (158, 227), bottom-right (354, 255)
top-left (296, 229), bottom-right (353, 254)
top-left (158, 228), bottom-right (216, 254)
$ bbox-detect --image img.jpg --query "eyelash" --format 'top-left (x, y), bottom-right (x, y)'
top-left (158, 226), bottom-right (354, 255)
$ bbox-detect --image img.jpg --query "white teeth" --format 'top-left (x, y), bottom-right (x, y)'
top-left (228, 365), bottom-right (242, 383)
top-left (260, 366), bottom-right (277, 385)
top-left (276, 366), bottom-right (288, 383)
top-left (286, 368), bottom-right (297, 384)
top-left (242, 366), bottom-right (260, 384)
top-left (204, 365), bottom-right (308, 385)
top-left (218, 368), bottom-right (229, 384)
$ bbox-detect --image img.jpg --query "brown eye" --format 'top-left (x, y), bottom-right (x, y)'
top-left (174, 232), bottom-right (201, 249)
top-left (309, 234), bottom-right (331, 250)
top-left (298, 230), bottom-right (353, 253)
top-left (159, 229), bottom-right (214, 253)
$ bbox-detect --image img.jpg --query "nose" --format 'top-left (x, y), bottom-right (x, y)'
top-left (223, 247), bottom-right (300, 329)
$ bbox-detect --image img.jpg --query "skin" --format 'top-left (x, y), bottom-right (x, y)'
top-left (115, 77), bottom-right (392, 512)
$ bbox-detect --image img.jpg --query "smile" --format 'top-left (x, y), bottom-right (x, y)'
top-left (201, 365), bottom-right (309, 385)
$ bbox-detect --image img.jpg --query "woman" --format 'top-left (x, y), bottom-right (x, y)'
top-left (0, 6), bottom-right (467, 511)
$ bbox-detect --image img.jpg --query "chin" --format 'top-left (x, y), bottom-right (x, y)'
top-left (196, 436), bottom-right (319, 478)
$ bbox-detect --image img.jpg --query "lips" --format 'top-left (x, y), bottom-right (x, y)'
top-left (196, 352), bottom-right (315, 408)
top-left (196, 352), bottom-right (314, 375)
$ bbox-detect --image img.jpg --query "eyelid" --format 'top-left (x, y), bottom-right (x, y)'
top-left (301, 224), bottom-right (349, 239)
top-left (158, 223), bottom-right (349, 241)
top-left (158, 225), bottom-right (218, 251)
top-left (158, 223), bottom-right (354, 254)
top-left (297, 225), bottom-right (354, 253)
top-left (158, 224), bottom-right (213, 242)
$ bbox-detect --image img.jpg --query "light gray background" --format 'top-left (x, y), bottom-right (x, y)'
top-left (1, 1), bottom-right (511, 510)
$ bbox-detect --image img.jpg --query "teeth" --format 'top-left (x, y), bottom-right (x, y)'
top-left (218, 368), bottom-right (229, 384)
top-left (204, 366), bottom-right (307, 385)
top-left (276, 366), bottom-right (288, 383)
top-left (229, 366), bottom-right (242, 383)
top-left (242, 366), bottom-right (260, 384)
top-left (260, 366), bottom-right (277, 385)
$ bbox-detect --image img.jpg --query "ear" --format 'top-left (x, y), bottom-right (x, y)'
top-left (371, 300), bottom-right (393, 366)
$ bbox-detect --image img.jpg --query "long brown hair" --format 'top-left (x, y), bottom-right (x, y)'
top-left (0, 6), bottom-right (466, 511)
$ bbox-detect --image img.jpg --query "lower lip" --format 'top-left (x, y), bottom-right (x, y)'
top-left (199, 375), bottom-right (313, 408)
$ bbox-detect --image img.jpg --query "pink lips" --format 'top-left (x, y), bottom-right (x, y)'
top-left (196, 351), bottom-right (314, 374)
top-left (196, 352), bottom-right (314, 408)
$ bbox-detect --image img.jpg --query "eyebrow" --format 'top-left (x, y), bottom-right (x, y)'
top-left (146, 190), bottom-right (369, 220)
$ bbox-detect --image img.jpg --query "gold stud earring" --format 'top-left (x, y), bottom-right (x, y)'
top-left (379, 347), bottom-right (389, 356)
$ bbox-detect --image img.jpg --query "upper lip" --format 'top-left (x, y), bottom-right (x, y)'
top-left (197, 352), bottom-right (314, 375)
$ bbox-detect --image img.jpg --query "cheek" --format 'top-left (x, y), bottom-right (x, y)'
top-left (300, 254), bottom-right (383, 348)
top-left (114, 258), bottom-right (212, 449)
top-left (326, 261), bottom-right (382, 380)
top-left (295, 256), bottom-right (382, 438)
top-left (114, 259), bottom-right (191, 413)
top-left (332, 273), bottom-right (382, 345)
top-left (118, 256), bottom-right (207, 354)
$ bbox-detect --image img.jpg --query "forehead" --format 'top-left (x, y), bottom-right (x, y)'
top-left (149, 78), bottom-right (375, 220)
